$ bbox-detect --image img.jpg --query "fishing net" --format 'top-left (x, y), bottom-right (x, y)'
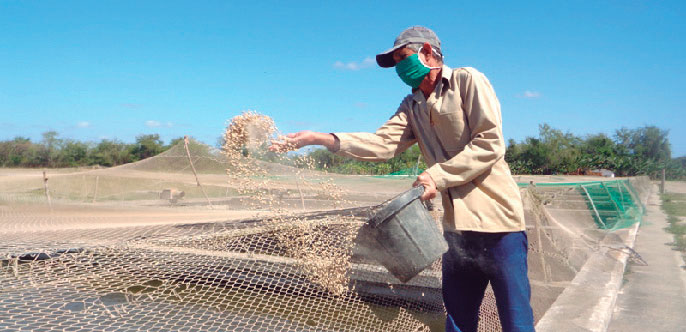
top-left (518, 179), bottom-right (646, 230)
top-left (0, 111), bottom-right (651, 331)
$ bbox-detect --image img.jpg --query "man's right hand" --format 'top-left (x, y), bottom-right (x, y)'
top-left (269, 131), bottom-right (337, 152)
top-left (413, 171), bottom-right (438, 201)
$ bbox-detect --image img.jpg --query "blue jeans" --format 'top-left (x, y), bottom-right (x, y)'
top-left (442, 231), bottom-right (535, 332)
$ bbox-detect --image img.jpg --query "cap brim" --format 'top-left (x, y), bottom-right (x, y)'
top-left (375, 45), bottom-right (403, 68)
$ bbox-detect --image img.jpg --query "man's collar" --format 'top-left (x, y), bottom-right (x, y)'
top-left (412, 65), bottom-right (453, 102)
top-left (441, 65), bottom-right (453, 88)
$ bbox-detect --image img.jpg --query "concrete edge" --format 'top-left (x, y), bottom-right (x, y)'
top-left (535, 210), bottom-right (641, 331)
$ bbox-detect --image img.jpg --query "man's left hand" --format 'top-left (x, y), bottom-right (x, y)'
top-left (413, 171), bottom-right (437, 201)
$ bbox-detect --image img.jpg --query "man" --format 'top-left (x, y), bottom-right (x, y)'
top-left (270, 26), bottom-right (535, 332)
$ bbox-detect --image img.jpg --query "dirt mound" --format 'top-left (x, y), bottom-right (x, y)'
top-left (118, 138), bottom-right (228, 174)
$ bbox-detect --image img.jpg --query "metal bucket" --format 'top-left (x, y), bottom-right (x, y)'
top-left (359, 186), bottom-right (448, 283)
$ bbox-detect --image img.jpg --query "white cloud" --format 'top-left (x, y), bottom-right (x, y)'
top-left (145, 120), bottom-right (161, 127)
top-left (333, 57), bottom-right (375, 71)
top-left (76, 121), bottom-right (90, 128)
top-left (145, 120), bottom-right (173, 128)
top-left (520, 90), bottom-right (541, 99)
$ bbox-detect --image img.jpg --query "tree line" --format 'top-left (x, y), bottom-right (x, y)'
top-left (2, 125), bottom-right (684, 180)
top-left (0, 131), bottom-right (177, 168)
top-left (505, 124), bottom-right (683, 179)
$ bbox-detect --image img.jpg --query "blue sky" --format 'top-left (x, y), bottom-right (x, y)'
top-left (1, 1), bottom-right (685, 156)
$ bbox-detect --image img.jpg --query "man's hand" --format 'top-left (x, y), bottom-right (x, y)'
top-left (413, 171), bottom-right (437, 201)
top-left (269, 131), bottom-right (337, 153)
top-left (269, 131), bottom-right (313, 152)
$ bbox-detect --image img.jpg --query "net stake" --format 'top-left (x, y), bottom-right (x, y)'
top-left (295, 176), bottom-right (306, 211)
top-left (92, 176), bottom-right (99, 203)
top-left (42, 171), bottom-right (52, 209)
top-left (184, 136), bottom-right (213, 209)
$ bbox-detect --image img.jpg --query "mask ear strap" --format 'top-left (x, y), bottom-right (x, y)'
top-left (417, 48), bottom-right (442, 70)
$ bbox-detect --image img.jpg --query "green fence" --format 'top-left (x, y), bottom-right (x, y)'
top-left (520, 180), bottom-right (645, 230)
top-left (373, 167), bottom-right (424, 178)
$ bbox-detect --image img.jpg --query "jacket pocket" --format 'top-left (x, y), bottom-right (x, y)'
top-left (434, 111), bottom-right (469, 153)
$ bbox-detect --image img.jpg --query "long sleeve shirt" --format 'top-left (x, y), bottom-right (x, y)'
top-left (333, 66), bottom-right (525, 233)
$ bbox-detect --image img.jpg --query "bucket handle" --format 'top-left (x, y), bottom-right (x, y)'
top-left (368, 186), bottom-right (425, 228)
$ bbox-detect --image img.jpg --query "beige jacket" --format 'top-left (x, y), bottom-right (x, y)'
top-left (334, 66), bottom-right (525, 233)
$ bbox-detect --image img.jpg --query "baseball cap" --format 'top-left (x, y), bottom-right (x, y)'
top-left (375, 26), bottom-right (442, 68)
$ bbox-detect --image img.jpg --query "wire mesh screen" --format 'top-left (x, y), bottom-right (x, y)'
top-left (0, 134), bottom-right (511, 331)
top-left (0, 215), bottom-right (440, 331)
top-left (0, 122), bottom-right (649, 332)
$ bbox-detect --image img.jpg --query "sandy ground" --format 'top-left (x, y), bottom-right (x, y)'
top-left (0, 204), bottom-right (260, 234)
top-left (663, 180), bottom-right (686, 194)
top-left (0, 168), bottom-right (619, 238)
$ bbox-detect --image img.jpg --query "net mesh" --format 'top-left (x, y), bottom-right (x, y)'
top-left (0, 210), bottom-right (436, 331)
top-left (0, 114), bottom-right (651, 331)
top-left (518, 179), bottom-right (646, 230)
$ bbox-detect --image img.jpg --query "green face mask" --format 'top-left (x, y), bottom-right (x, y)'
top-left (395, 53), bottom-right (439, 88)
top-left (395, 54), bottom-right (428, 88)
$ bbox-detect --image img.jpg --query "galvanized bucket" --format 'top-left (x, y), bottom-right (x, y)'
top-left (359, 186), bottom-right (448, 283)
